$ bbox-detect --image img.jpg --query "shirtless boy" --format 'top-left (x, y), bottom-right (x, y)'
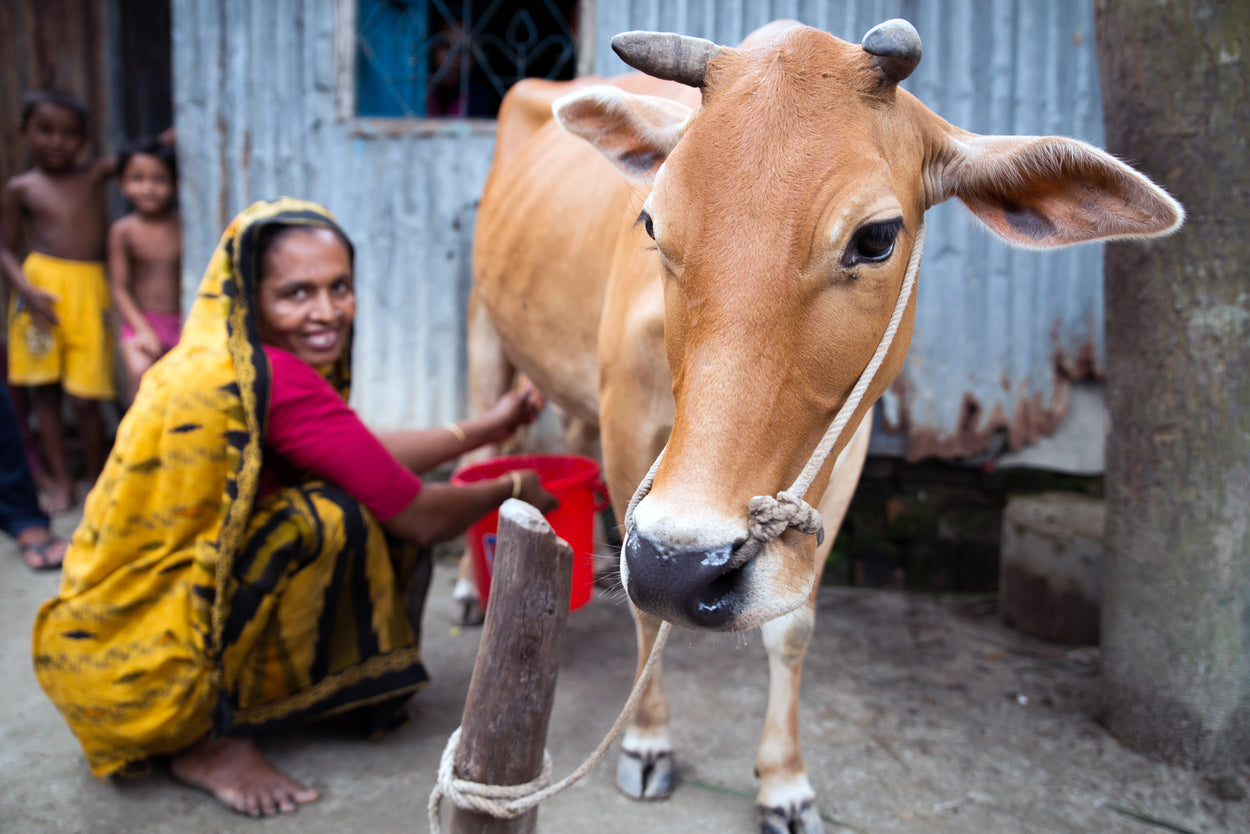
top-left (108, 136), bottom-right (181, 403)
top-left (0, 89), bottom-right (116, 512)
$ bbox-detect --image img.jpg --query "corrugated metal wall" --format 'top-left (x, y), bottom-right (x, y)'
top-left (592, 0), bottom-right (1106, 461)
top-left (172, 0), bottom-right (1106, 462)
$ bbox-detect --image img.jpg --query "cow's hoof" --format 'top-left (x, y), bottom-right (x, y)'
top-left (757, 800), bottom-right (824, 834)
top-left (451, 578), bottom-right (485, 626)
top-left (454, 598), bottom-right (485, 626)
top-left (616, 748), bottom-right (676, 800)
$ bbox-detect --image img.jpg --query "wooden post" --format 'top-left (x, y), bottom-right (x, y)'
top-left (447, 499), bottom-right (574, 834)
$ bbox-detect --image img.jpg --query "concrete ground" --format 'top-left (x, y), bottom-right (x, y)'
top-left (3, 506), bottom-right (1248, 834)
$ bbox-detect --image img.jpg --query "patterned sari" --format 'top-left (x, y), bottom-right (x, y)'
top-left (32, 199), bottom-right (429, 778)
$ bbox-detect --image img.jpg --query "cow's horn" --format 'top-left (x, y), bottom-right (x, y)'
top-left (612, 31), bottom-right (723, 88)
top-left (861, 19), bottom-right (922, 84)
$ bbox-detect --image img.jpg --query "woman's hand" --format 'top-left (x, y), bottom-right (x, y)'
top-left (508, 469), bottom-right (559, 514)
top-left (380, 383), bottom-right (547, 474)
top-left (383, 468), bottom-right (560, 546)
top-left (481, 384), bottom-right (545, 445)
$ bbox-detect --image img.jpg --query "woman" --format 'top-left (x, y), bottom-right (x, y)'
top-left (32, 198), bottom-right (556, 816)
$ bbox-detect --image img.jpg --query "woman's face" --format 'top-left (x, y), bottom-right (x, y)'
top-left (255, 227), bottom-right (355, 366)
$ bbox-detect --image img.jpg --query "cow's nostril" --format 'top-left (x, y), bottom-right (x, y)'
top-left (691, 562), bottom-right (746, 628)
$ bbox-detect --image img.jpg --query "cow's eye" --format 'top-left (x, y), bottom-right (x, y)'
top-left (637, 210), bottom-right (656, 240)
top-left (844, 219), bottom-right (903, 266)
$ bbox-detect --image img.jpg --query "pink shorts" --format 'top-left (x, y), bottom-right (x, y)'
top-left (120, 310), bottom-right (182, 352)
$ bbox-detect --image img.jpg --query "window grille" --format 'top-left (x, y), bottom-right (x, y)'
top-left (356, 0), bottom-right (578, 118)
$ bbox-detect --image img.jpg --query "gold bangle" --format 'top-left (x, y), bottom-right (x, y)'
top-left (508, 470), bottom-right (522, 499)
top-left (444, 422), bottom-right (468, 444)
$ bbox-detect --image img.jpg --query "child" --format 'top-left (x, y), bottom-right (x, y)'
top-left (1, 89), bottom-right (117, 513)
top-left (108, 136), bottom-right (181, 403)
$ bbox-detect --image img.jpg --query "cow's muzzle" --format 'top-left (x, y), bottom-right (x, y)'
top-left (623, 531), bottom-right (748, 630)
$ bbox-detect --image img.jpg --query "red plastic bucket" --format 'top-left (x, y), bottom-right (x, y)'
top-left (451, 454), bottom-right (607, 612)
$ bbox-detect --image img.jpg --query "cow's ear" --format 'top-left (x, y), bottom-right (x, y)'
top-left (933, 131), bottom-right (1184, 248)
top-left (554, 86), bottom-right (692, 184)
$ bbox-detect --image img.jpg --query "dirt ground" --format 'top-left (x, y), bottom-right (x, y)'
top-left (3, 508), bottom-right (1248, 834)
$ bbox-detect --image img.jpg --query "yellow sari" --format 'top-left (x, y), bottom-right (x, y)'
top-left (32, 199), bottom-right (429, 778)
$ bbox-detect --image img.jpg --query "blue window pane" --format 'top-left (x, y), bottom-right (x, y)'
top-left (356, 0), bottom-right (578, 119)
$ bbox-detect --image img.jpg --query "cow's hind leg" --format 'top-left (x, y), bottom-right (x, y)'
top-left (616, 604), bottom-right (676, 800)
top-left (453, 288), bottom-right (520, 623)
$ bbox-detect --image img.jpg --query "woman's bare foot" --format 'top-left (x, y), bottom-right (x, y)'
top-left (170, 735), bottom-right (319, 817)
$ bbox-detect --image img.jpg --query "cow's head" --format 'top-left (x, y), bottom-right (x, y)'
top-left (554, 21), bottom-right (1182, 631)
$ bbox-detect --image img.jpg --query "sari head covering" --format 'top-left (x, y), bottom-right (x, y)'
top-left (33, 198), bottom-right (427, 777)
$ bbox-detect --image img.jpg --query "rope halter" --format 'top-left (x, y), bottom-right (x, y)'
top-left (624, 221), bottom-right (926, 555)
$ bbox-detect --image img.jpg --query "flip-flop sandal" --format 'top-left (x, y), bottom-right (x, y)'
top-left (21, 537), bottom-right (67, 571)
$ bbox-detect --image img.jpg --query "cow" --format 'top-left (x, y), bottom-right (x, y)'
top-left (467, 18), bottom-right (1182, 833)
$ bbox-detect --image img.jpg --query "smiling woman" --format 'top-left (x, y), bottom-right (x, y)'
top-left (254, 225), bottom-right (357, 366)
top-left (31, 198), bottom-right (559, 818)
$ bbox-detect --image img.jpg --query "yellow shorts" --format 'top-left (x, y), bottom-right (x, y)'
top-left (7, 252), bottom-right (115, 399)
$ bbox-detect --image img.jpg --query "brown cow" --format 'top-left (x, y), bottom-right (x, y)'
top-left (469, 19), bottom-right (1182, 833)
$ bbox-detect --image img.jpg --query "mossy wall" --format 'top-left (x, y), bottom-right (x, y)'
top-left (826, 458), bottom-right (1101, 593)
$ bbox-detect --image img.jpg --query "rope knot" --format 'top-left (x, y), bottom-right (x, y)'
top-left (429, 727), bottom-right (553, 831)
top-left (429, 623), bottom-right (674, 834)
top-left (747, 490), bottom-right (824, 545)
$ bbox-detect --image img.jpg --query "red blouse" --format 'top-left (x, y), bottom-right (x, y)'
top-left (258, 345), bottom-right (422, 522)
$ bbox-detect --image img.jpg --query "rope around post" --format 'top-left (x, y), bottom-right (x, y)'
top-left (428, 618), bottom-right (673, 833)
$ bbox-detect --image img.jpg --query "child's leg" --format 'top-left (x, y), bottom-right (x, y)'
top-left (12, 388), bottom-right (53, 494)
top-left (1, 343), bottom-right (51, 493)
top-left (68, 395), bottom-right (106, 485)
top-left (1, 385), bottom-right (65, 568)
top-left (119, 340), bottom-right (154, 405)
top-left (31, 385), bottom-right (73, 513)
top-left (0, 384), bottom-right (50, 536)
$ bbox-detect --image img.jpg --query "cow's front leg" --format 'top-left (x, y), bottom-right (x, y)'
top-left (616, 603), bottom-right (676, 799)
top-left (753, 415), bottom-right (869, 832)
top-left (755, 602), bottom-right (823, 833)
